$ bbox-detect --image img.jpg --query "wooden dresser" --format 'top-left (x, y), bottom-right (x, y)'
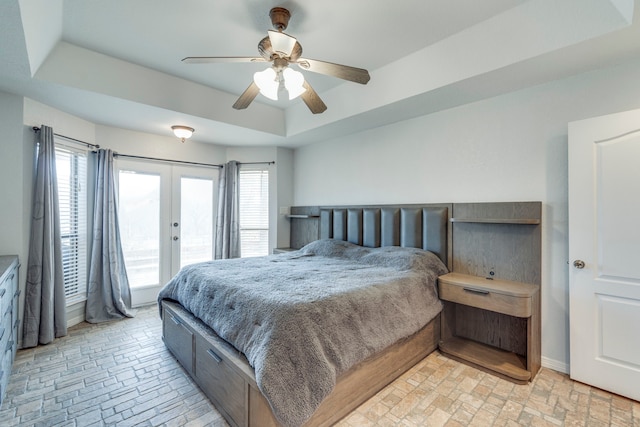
top-left (0, 255), bottom-right (19, 406)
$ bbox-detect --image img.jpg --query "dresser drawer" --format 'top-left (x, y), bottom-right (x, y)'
top-left (11, 289), bottom-right (19, 360)
top-left (0, 309), bottom-right (10, 357)
top-left (438, 273), bottom-right (536, 318)
top-left (0, 317), bottom-right (12, 398)
top-left (195, 334), bottom-right (246, 427)
top-left (0, 278), bottom-right (10, 321)
top-left (0, 357), bottom-right (8, 408)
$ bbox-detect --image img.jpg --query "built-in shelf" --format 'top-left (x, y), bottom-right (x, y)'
top-left (450, 218), bottom-right (540, 225)
top-left (286, 214), bottom-right (320, 219)
top-left (439, 336), bottom-right (531, 383)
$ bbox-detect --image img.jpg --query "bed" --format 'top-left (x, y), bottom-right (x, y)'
top-left (158, 205), bottom-right (451, 427)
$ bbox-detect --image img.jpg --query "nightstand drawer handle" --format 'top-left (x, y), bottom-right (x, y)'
top-left (463, 287), bottom-right (490, 295)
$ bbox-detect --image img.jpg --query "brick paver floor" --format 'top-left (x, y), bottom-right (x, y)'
top-left (1, 306), bottom-right (638, 426)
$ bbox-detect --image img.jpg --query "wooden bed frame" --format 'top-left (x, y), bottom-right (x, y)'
top-left (162, 300), bottom-right (439, 427)
top-left (161, 204), bottom-right (452, 427)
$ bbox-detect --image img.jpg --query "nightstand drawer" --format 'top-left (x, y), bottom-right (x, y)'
top-left (438, 273), bottom-right (536, 318)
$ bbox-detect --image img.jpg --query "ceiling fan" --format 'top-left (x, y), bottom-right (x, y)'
top-left (182, 7), bottom-right (371, 114)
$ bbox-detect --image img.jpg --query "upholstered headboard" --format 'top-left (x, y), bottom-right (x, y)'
top-left (315, 205), bottom-right (451, 269)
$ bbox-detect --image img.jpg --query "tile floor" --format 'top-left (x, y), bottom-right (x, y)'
top-left (1, 306), bottom-right (638, 426)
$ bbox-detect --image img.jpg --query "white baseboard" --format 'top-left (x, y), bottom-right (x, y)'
top-left (66, 300), bottom-right (86, 328)
top-left (67, 312), bottom-right (85, 328)
top-left (542, 356), bottom-right (569, 374)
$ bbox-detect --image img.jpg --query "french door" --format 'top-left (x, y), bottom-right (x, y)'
top-left (116, 160), bottom-right (218, 306)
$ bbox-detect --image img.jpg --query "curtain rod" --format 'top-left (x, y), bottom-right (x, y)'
top-left (113, 153), bottom-right (223, 169)
top-left (113, 156), bottom-right (275, 168)
top-left (32, 126), bottom-right (100, 150)
top-left (32, 127), bottom-right (275, 169)
top-left (240, 161), bottom-right (276, 166)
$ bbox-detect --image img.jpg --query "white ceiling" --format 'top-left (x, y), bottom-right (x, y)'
top-left (1, 0), bottom-right (639, 147)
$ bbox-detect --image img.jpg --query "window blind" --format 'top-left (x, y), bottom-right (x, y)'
top-left (55, 142), bottom-right (88, 304)
top-left (239, 168), bottom-right (269, 257)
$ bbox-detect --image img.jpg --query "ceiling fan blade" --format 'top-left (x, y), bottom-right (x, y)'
top-left (297, 58), bottom-right (370, 84)
top-left (233, 81), bottom-right (260, 110)
top-left (267, 30), bottom-right (297, 57)
top-left (300, 81), bottom-right (327, 114)
top-left (182, 57), bottom-right (266, 64)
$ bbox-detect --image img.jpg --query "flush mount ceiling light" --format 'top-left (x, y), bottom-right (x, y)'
top-left (180, 7), bottom-right (370, 114)
top-left (171, 125), bottom-right (194, 143)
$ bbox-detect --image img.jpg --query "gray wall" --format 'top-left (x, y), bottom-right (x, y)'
top-left (292, 57), bottom-right (640, 373)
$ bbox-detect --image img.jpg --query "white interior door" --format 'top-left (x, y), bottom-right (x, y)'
top-left (568, 109), bottom-right (640, 401)
top-left (117, 160), bottom-right (217, 306)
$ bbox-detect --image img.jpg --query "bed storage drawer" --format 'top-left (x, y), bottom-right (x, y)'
top-left (195, 334), bottom-right (246, 427)
top-left (163, 305), bottom-right (194, 374)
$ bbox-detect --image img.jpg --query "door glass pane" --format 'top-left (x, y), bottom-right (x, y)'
top-left (119, 171), bottom-right (160, 288)
top-left (181, 177), bottom-right (213, 268)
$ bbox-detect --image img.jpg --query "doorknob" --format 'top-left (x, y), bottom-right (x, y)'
top-left (173, 222), bottom-right (179, 227)
top-left (573, 260), bottom-right (585, 269)
top-left (173, 236), bottom-right (179, 241)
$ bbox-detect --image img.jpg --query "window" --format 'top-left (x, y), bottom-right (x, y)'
top-left (239, 168), bottom-right (269, 257)
top-left (55, 142), bottom-right (88, 304)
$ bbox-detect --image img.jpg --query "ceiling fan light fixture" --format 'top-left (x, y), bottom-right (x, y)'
top-left (254, 68), bottom-right (279, 100)
top-left (171, 125), bottom-right (194, 142)
top-left (183, 6), bottom-right (369, 113)
top-left (268, 30), bottom-right (297, 57)
top-left (283, 68), bottom-right (306, 100)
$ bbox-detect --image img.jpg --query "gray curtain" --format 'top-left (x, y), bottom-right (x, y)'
top-left (86, 149), bottom-right (136, 323)
top-left (215, 160), bottom-right (240, 259)
top-left (23, 125), bottom-right (67, 348)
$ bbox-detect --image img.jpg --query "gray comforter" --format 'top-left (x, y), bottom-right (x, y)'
top-left (158, 239), bottom-right (447, 426)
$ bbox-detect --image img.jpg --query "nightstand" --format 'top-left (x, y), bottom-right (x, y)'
top-left (438, 272), bottom-right (540, 384)
top-left (272, 248), bottom-right (296, 254)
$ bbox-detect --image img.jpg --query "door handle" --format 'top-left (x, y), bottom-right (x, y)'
top-left (573, 260), bottom-right (585, 269)
top-left (173, 236), bottom-right (179, 241)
